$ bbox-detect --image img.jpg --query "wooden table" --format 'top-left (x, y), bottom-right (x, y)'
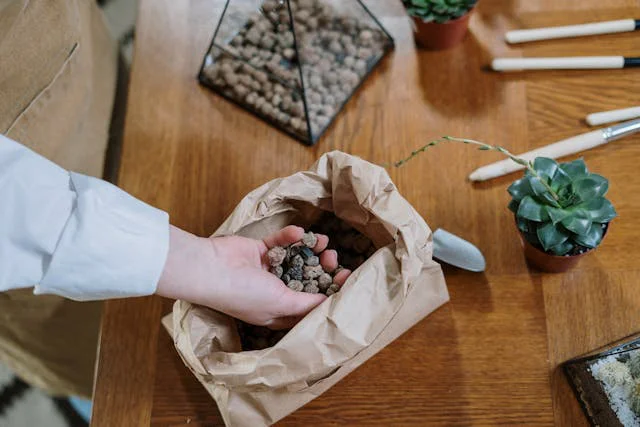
top-left (92, 0), bottom-right (640, 425)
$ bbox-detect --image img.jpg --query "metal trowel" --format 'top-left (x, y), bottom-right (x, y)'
top-left (432, 229), bottom-right (486, 272)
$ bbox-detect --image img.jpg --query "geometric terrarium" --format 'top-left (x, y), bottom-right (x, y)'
top-left (564, 334), bottom-right (640, 427)
top-left (198, 0), bottom-right (394, 145)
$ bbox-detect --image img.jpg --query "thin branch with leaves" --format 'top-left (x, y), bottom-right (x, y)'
top-left (389, 136), bottom-right (560, 201)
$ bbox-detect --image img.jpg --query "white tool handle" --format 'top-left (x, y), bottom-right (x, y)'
top-left (492, 56), bottom-right (625, 71)
top-left (469, 130), bottom-right (606, 181)
top-left (586, 106), bottom-right (640, 126)
top-left (505, 19), bottom-right (637, 44)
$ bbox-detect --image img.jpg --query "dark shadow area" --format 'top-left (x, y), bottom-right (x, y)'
top-left (416, 31), bottom-right (500, 117)
top-left (103, 53), bottom-right (130, 185)
top-left (442, 267), bottom-right (494, 313)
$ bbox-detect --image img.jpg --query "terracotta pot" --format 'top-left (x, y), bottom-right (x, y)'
top-left (410, 10), bottom-right (473, 50)
top-left (517, 223), bottom-right (609, 273)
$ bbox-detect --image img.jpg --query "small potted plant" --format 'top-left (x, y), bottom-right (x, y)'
top-left (506, 157), bottom-right (616, 272)
top-left (402, 0), bottom-right (478, 50)
top-left (391, 137), bottom-right (617, 272)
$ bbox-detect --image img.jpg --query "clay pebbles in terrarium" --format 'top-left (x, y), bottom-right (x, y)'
top-left (198, 0), bottom-right (394, 144)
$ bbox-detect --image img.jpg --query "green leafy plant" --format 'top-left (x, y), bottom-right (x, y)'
top-left (390, 136), bottom-right (617, 256)
top-left (402, 0), bottom-right (478, 23)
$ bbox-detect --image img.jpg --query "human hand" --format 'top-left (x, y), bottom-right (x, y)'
top-left (156, 225), bottom-right (351, 329)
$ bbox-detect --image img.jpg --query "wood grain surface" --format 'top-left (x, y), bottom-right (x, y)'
top-left (92, 0), bottom-right (640, 425)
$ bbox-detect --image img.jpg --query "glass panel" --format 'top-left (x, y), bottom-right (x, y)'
top-left (199, 0), bottom-right (393, 144)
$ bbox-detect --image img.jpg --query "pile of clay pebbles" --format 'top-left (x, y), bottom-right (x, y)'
top-left (239, 220), bottom-right (376, 350)
top-left (267, 231), bottom-right (342, 296)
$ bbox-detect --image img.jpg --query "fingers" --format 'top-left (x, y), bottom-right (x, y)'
top-left (276, 288), bottom-right (326, 318)
top-left (319, 249), bottom-right (338, 272)
top-left (263, 227), bottom-right (331, 254)
top-left (263, 225), bottom-right (304, 249)
top-left (312, 233), bottom-right (329, 253)
top-left (333, 269), bottom-right (351, 286)
top-left (319, 250), bottom-right (351, 285)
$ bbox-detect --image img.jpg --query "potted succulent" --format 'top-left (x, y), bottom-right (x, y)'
top-left (402, 0), bottom-right (478, 50)
top-left (391, 136), bottom-right (617, 272)
top-left (506, 157), bottom-right (616, 272)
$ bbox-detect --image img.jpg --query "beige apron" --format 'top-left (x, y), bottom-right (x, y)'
top-left (0, 0), bottom-right (117, 397)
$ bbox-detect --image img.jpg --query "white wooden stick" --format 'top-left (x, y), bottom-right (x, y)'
top-left (492, 56), bottom-right (625, 71)
top-left (506, 19), bottom-right (637, 44)
top-left (586, 106), bottom-right (640, 126)
top-left (468, 119), bottom-right (640, 181)
top-left (469, 130), bottom-right (606, 181)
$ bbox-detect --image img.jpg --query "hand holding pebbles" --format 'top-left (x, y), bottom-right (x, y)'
top-left (266, 230), bottom-right (347, 297)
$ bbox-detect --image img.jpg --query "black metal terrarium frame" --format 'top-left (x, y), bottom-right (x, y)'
top-left (198, 0), bottom-right (395, 145)
top-left (563, 332), bottom-right (640, 426)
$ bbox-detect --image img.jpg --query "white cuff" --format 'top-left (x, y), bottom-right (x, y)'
top-left (36, 172), bottom-right (170, 300)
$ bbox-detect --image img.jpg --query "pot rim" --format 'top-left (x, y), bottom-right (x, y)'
top-left (514, 219), bottom-right (610, 259)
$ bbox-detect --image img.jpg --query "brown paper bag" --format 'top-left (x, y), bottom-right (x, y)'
top-left (167, 151), bottom-right (450, 426)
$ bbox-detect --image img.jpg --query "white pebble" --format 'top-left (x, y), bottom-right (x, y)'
top-left (360, 30), bottom-right (373, 42)
top-left (283, 48), bottom-right (295, 60)
top-left (290, 117), bottom-right (301, 130)
top-left (325, 72), bottom-right (338, 85)
top-left (308, 92), bottom-right (321, 104)
top-left (358, 47), bottom-right (372, 59)
top-left (291, 102), bottom-right (304, 116)
top-left (344, 56), bottom-right (355, 67)
top-left (262, 0), bottom-right (278, 12)
top-left (246, 29), bottom-right (261, 45)
top-left (306, 17), bottom-right (318, 30)
top-left (318, 59), bottom-right (332, 72)
top-left (308, 74), bottom-right (321, 88)
top-left (223, 72), bottom-right (239, 86)
top-left (254, 70), bottom-right (268, 82)
top-left (323, 94), bottom-right (336, 106)
top-left (295, 9), bottom-right (310, 22)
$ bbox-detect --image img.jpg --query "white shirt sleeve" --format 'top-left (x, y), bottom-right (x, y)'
top-left (0, 134), bottom-right (170, 300)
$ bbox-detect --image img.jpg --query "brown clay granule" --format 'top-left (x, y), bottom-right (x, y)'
top-left (325, 284), bottom-right (340, 296)
top-left (267, 246), bottom-right (287, 266)
top-left (287, 265), bottom-right (304, 281)
top-left (303, 264), bottom-right (323, 280)
top-left (287, 280), bottom-right (304, 292)
top-left (303, 283), bottom-right (320, 294)
top-left (302, 232), bottom-right (318, 248)
top-left (305, 255), bottom-right (320, 266)
top-left (290, 254), bottom-right (304, 268)
top-left (318, 273), bottom-right (332, 288)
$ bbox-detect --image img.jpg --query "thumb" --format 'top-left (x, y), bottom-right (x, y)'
top-left (277, 288), bottom-right (326, 318)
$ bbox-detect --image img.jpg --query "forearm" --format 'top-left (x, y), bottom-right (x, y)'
top-left (0, 134), bottom-right (170, 299)
top-left (155, 226), bottom-right (221, 304)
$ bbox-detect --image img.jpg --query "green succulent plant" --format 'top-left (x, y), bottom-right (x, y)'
top-left (508, 157), bottom-right (616, 255)
top-left (402, 0), bottom-right (478, 23)
top-left (390, 136), bottom-right (617, 256)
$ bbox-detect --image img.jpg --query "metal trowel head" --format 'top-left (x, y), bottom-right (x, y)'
top-left (432, 228), bottom-right (486, 272)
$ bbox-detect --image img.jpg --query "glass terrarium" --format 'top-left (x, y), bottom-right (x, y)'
top-left (198, 0), bottom-right (394, 145)
top-left (564, 333), bottom-right (640, 427)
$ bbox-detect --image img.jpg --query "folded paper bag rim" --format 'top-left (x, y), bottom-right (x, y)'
top-left (168, 151), bottom-right (450, 426)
